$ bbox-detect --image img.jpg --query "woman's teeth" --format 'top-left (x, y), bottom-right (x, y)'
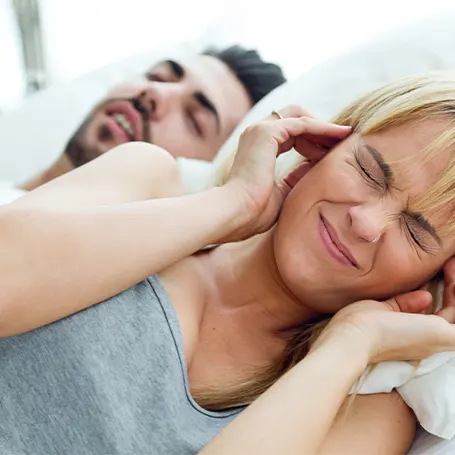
top-left (113, 113), bottom-right (134, 139)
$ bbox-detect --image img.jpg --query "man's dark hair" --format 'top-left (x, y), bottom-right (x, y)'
top-left (204, 45), bottom-right (286, 105)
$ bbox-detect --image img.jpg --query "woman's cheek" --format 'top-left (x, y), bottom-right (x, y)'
top-left (323, 160), bottom-right (362, 200)
top-left (373, 246), bottom-right (429, 295)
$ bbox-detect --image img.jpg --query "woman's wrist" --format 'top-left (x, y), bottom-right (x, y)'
top-left (213, 183), bottom-right (262, 243)
top-left (309, 324), bottom-right (371, 373)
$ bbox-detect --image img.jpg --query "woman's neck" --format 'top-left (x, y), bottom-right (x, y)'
top-left (200, 230), bottom-right (318, 336)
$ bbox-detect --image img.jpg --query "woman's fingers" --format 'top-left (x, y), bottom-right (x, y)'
top-left (437, 306), bottom-right (455, 323)
top-left (263, 104), bottom-right (314, 122)
top-left (291, 118), bottom-right (351, 158)
top-left (387, 290), bottom-right (433, 314)
top-left (291, 117), bottom-right (352, 140)
top-left (278, 136), bottom-right (328, 161)
top-left (268, 117), bottom-right (351, 158)
top-left (294, 131), bottom-right (348, 150)
top-left (260, 108), bottom-right (351, 158)
top-left (434, 258), bottom-right (455, 321)
top-left (442, 258), bottom-right (455, 307)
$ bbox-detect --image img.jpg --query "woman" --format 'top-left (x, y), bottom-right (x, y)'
top-left (2, 72), bottom-right (455, 455)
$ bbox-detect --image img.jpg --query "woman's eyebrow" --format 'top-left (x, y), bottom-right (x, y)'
top-left (357, 140), bottom-right (441, 244)
top-left (361, 142), bottom-right (440, 242)
top-left (362, 143), bottom-right (394, 187)
top-left (408, 211), bottom-right (441, 245)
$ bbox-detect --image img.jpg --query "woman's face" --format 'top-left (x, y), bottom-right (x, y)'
top-left (274, 118), bottom-right (455, 313)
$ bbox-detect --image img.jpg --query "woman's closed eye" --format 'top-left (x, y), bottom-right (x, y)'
top-left (353, 147), bottom-right (388, 192)
top-left (351, 147), bottom-right (438, 255)
top-left (402, 214), bottom-right (438, 255)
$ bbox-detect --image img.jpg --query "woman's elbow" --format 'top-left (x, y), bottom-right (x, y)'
top-left (104, 142), bottom-right (182, 198)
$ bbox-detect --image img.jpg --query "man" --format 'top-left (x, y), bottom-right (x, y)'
top-left (21, 46), bottom-right (286, 190)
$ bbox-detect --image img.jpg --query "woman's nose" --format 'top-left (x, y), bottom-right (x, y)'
top-left (348, 203), bottom-right (387, 243)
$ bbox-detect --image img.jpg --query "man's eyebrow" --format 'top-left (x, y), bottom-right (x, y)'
top-left (194, 92), bottom-right (221, 134)
top-left (162, 60), bottom-right (220, 134)
top-left (164, 60), bottom-right (185, 78)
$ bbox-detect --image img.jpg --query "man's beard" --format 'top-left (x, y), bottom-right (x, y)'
top-left (64, 96), bottom-right (152, 168)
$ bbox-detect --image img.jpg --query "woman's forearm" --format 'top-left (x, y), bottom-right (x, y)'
top-left (0, 186), bottom-right (244, 336)
top-left (200, 333), bottom-right (369, 455)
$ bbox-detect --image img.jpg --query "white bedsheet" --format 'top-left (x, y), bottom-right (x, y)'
top-left (0, 181), bottom-right (25, 204)
top-left (409, 427), bottom-right (453, 455)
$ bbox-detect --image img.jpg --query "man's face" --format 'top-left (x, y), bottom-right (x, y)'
top-left (66, 55), bottom-right (252, 166)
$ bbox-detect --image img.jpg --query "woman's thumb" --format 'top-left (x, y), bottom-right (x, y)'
top-left (388, 290), bottom-right (433, 314)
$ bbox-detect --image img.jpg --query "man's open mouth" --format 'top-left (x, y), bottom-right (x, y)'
top-left (112, 113), bottom-right (135, 140)
top-left (103, 99), bottom-right (147, 143)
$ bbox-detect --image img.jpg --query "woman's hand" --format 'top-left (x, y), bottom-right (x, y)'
top-left (438, 257), bottom-right (455, 320)
top-left (222, 105), bottom-right (352, 242)
top-left (314, 290), bottom-right (455, 364)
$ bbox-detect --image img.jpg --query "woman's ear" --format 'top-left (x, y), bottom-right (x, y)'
top-left (279, 161), bottom-right (314, 190)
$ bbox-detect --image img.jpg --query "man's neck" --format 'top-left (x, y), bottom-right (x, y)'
top-left (19, 153), bottom-right (75, 191)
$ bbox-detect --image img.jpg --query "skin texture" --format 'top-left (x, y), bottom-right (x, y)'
top-left (190, 119), bottom-right (455, 368)
top-left (21, 55), bottom-right (252, 190)
top-left (3, 113), bottom-right (455, 454)
top-left (273, 120), bottom-right (455, 313)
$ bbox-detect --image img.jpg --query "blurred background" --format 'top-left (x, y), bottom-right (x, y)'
top-left (1, 0), bottom-right (455, 189)
top-left (2, 0), bottom-right (455, 113)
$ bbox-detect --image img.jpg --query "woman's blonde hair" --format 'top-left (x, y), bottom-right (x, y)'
top-left (195, 71), bottom-right (455, 410)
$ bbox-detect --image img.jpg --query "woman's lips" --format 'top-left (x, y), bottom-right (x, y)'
top-left (319, 216), bottom-right (358, 268)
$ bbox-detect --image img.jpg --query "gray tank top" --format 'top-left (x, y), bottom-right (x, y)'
top-left (0, 276), bottom-right (243, 455)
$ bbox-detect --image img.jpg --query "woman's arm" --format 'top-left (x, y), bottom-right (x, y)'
top-left (0, 144), bottom-right (248, 336)
top-left (201, 292), bottom-right (455, 455)
top-left (0, 118), bottom-right (352, 336)
top-left (202, 342), bottom-right (415, 455)
top-left (0, 187), bottom-right (244, 336)
top-left (320, 392), bottom-right (415, 454)
top-left (200, 332), bottom-right (369, 455)
top-left (13, 142), bottom-right (183, 207)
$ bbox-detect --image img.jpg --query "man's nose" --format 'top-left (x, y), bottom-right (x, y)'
top-left (137, 83), bottom-right (187, 121)
top-left (348, 203), bottom-right (388, 243)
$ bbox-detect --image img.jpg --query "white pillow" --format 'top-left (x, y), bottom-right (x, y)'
top-left (0, 42), bottom-right (196, 184)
